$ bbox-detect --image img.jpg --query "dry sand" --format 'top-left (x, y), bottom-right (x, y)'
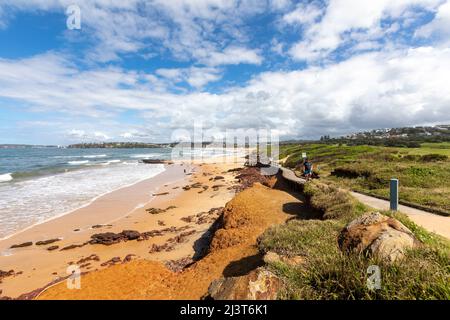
top-left (0, 160), bottom-right (244, 299)
top-left (37, 182), bottom-right (310, 300)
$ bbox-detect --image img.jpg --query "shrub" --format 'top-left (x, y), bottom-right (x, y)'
top-left (331, 167), bottom-right (371, 178)
top-left (402, 154), bottom-right (421, 161)
top-left (406, 142), bottom-right (421, 148)
top-left (420, 154), bottom-right (448, 162)
top-left (303, 181), bottom-right (356, 220)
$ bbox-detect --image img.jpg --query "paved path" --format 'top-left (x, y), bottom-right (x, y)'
top-left (278, 167), bottom-right (450, 240)
top-left (350, 192), bottom-right (450, 240)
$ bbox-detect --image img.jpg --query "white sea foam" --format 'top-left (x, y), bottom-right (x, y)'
top-left (83, 154), bottom-right (107, 159)
top-left (0, 173), bottom-right (13, 182)
top-left (123, 161), bottom-right (139, 165)
top-left (68, 160), bottom-right (90, 165)
top-left (0, 163), bottom-right (165, 239)
top-left (101, 160), bottom-right (121, 165)
top-left (130, 153), bottom-right (163, 159)
top-left (52, 155), bottom-right (82, 159)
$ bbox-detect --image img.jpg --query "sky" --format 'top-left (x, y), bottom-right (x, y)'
top-left (0, 0), bottom-right (450, 145)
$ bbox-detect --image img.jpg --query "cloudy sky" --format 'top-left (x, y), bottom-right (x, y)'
top-left (0, 0), bottom-right (450, 144)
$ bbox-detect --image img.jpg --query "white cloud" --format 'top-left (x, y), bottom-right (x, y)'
top-left (0, 0), bottom-right (267, 65)
top-left (2, 46), bottom-right (450, 141)
top-left (2, 0), bottom-right (450, 143)
top-left (119, 129), bottom-right (155, 140)
top-left (282, 2), bottom-right (323, 25)
top-left (155, 68), bottom-right (184, 81)
top-left (155, 67), bottom-right (223, 88)
top-left (288, 0), bottom-right (445, 61)
top-left (199, 46), bottom-right (263, 66)
top-left (186, 67), bottom-right (223, 88)
top-left (67, 129), bottom-right (87, 139)
top-left (416, 0), bottom-right (450, 45)
top-left (93, 131), bottom-right (110, 140)
top-left (66, 129), bottom-right (110, 141)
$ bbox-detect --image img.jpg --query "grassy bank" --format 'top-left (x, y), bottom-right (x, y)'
top-left (258, 181), bottom-right (450, 299)
top-left (280, 142), bottom-right (450, 214)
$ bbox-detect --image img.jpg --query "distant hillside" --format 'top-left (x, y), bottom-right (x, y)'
top-left (67, 142), bottom-right (171, 149)
top-left (342, 124), bottom-right (450, 140)
top-left (319, 124), bottom-right (450, 147)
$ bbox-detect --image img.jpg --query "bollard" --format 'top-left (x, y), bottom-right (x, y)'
top-left (390, 178), bottom-right (399, 211)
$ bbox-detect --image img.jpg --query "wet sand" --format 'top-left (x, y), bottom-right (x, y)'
top-left (0, 160), bottom-right (243, 298)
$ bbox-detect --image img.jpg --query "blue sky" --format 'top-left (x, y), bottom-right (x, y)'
top-left (0, 0), bottom-right (450, 144)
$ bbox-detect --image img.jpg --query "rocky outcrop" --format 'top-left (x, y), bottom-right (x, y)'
top-left (36, 238), bottom-right (60, 246)
top-left (0, 270), bottom-right (15, 283)
top-left (263, 251), bottom-right (305, 267)
top-left (121, 230), bottom-right (140, 240)
top-left (180, 207), bottom-right (223, 225)
top-left (146, 206), bottom-right (177, 215)
top-left (60, 243), bottom-right (86, 251)
top-left (165, 257), bottom-right (194, 272)
top-left (234, 167), bottom-right (275, 192)
top-left (10, 241), bottom-right (33, 249)
top-left (90, 230), bottom-right (140, 245)
top-left (338, 212), bottom-right (420, 263)
top-left (100, 257), bottom-right (121, 267)
top-left (208, 268), bottom-right (281, 300)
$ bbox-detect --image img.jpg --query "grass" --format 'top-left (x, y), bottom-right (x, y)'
top-left (257, 182), bottom-right (450, 299)
top-left (303, 181), bottom-right (361, 221)
top-left (405, 142), bottom-right (450, 156)
top-left (280, 142), bottom-right (450, 214)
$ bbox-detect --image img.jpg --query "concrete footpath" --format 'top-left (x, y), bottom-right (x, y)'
top-left (278, 167), bottom-right (450, 240)
top-left (350, 192), bottom-right (450, 240)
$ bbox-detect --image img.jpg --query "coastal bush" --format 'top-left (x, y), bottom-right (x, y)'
top-left (420, 153), bottom-right (448, 162)
top-left (274, 142), bottom-right (450, 299)
top-left (303, 181), bottom-right (357, 221)
top-left (281, 142), bottom-right (450, 214)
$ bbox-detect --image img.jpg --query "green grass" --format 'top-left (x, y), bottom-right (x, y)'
top-left (268, 144), bottom-right (450, 298)
top-left (303, 181), bottom-right (361, 221)
top-left (259, 219), bottom-right (450, 299)
top-left (280, 142), bottom-right (450, 214)
top-left (406, 142), bottom-right (450, 156)
top-left (257, 182), bottom-right (450, 299)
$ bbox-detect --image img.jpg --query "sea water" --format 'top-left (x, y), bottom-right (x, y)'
top-left (0, 147), bottom-right (172, 239)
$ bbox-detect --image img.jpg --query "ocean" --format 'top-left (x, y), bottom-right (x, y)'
top-left (0, 147), bottom-right (173, 239)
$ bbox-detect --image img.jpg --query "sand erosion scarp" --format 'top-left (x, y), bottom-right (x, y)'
top-left (38, 183), bottom-right (303, 300)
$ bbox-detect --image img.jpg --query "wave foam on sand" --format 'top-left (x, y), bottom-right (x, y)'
top-left (0, 173), bottom-right (13, 182)
top-left (68, 160), bottom-right (90, 165)
top-left (0, 163), bottom-right (165, 239)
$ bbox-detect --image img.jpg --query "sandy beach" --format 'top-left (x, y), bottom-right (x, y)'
top-left (0, 159), bottom-right (243, 299)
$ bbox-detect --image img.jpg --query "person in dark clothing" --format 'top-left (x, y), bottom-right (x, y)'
top-left (303, 158), bottom-right (313, 180)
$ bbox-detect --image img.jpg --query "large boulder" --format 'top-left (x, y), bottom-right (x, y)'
top-left (208, 268), bottom-right (281, 300)
top-left (338, 212), bottom-right (420, 263)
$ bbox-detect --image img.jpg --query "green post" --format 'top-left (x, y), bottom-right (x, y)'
top-left (390, 178), bottom-right (399, 211)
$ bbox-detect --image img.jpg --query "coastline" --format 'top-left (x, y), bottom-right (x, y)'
top-left (0, 159), bottom-right (242, 298)
top-left (0, 164), bottom-right (167, 242)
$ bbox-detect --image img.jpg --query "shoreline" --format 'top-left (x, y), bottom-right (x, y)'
top-left (0, 164), bottom-right (168, 242)
top-left (0, 163), bottom-right (175, 244)
top-left (0, 159), bottom-right (243, 298)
